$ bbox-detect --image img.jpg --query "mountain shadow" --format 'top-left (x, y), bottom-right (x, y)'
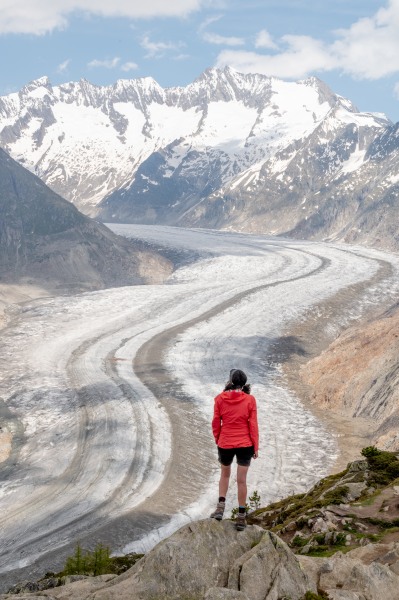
top-left (0, 148), bottom-right (171, 292)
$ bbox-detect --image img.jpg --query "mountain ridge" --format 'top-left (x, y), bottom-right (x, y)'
top-left (1, 68), bottom-right (399, 251)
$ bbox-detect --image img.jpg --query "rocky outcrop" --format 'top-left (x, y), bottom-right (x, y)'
top-left (300, 545), bottom-right (399, 600)
top-left (91, 521), bottom-right (313, 600)
top-left (4, 518), bottom-right (399, 599)
top-left (0, 521), bottom-right (315, 600)
top-left (4, 450), bottom-right (399, 599)
top-left (249, 449), bottom-right (399, 560)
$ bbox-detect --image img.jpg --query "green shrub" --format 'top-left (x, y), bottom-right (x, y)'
top-left (295, 517), bottom-right (307, 530)
top-left (361, 448), bottom-right (399, 486)
top-left (291, 535), bottom-right (308, 547)
top-left (366, 517), bottom-right (399, 528)
top-left (248, 490), bottom-right (261, 510)
top-left (109, 553), bottom-right (144, 575)
top-left (361, 446), bottom-right (380, 457)
top-left (63, 543), bottom-right (111, 576)
top-left (333, 532), bottom-right (347, 546)
top-left (313, 534), bottom-right (325, 545)
top-left (300, 591), bottom-right (329, 600)
top-left (322, 485), bottom-right (349, 505)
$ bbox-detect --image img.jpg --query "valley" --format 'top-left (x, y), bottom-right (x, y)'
top-left (0, 226), bottom-right (398, 589)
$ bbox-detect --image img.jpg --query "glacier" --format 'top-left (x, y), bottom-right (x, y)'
top-left (0, 226), bottom-right (399, 583)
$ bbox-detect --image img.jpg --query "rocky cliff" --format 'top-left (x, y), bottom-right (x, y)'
top-left (300, 304), bottom-right (399, 452)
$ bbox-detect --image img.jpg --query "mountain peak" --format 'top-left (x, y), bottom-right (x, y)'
top-left (21, 76), bottom-right (52, 94)
top-left (0, 68), bottom-right (395, 247)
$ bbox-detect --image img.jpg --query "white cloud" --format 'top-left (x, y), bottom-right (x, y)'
top-left (0, 0), bottom-right (205, 35)
top-left (255, 29), bottom-right (277, 50)
top-left (173, 53), bottom-right (191, 61)
top-left (216, 0), bottom-right (399, 82)
top-left (198, 14), bottom-right (223, 32)
top-left (331, 1), bottom-right (399, 79)
top-left (120, 61), bottom-right (139, 72)
top-left (88, 57), bottom-right (120, 69)
top-left (394, 82), bottom-right (399, 99)
top-left (56, 58), bottom-right (70, 73)
top-left (199, 13), bottom-right (244, 46)
top-left (140, 35), bottom-right (184, 58)
top-left (216, 36), bottom-right (337, 80)
top-left (202, 31), bottom-right (244, 46)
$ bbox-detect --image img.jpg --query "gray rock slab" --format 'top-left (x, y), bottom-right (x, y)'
top-left (92, 520), bottom-right (265, 600)
top-left (227, 530), bottom-right (316, 600)
top-left (205, 589), bottom-right (250, 600)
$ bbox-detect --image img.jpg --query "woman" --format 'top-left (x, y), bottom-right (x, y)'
top-left (210, 368), bottom-right (259, 530)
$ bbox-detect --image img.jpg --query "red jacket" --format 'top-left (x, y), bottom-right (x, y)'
top-left (212, 390), bottom-right (259, 453)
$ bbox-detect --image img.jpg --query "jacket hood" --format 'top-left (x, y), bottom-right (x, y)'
top-left (218, 390), bottom-right (248, 403)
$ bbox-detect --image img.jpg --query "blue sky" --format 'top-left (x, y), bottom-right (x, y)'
top-left (1, 0), bottom-right (399, 122)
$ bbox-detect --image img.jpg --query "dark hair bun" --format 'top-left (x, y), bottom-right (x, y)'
top-left (231, 369), bottom-right (247, 387)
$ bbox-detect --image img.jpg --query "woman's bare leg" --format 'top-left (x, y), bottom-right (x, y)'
top-left (237, 465), bottom-right (249, 506)
top-left (219, 464), bottom-right (231, 498)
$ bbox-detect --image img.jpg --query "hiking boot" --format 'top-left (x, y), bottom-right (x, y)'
top-left (210, 501), bottom-right (225, 521)
top-left (236, 512), bottom-right (246, 531)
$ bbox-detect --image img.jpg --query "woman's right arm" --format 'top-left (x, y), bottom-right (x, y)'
top-left (211, 396), bottom-right (221, 445)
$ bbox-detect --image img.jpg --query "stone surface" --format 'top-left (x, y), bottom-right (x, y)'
top-left (344, 482), bottom-right (367, 501)
top-left (39, 576), bottom-right (115, 599)
top-left (5, 523), bottom-right (399, 600)
top-left (227, 531), bottom-right (314, 600)
top-left (204, 589), bottom-right (250, 600)
top-left (0, 597), bottom-right (56, 600)
top-left (311, 517), bottom-right (330, 533)
top-left (325, 591), bottom-right (366, 600)
top-left (31, 520), bottom-right (314, 600)
top-left (304, 550), bottom-right (399, 600)
top-left (92, 520), bottom-right (266, 600)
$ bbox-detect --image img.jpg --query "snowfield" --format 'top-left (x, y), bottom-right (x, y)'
top-left (0, 226), bottom-right (398, 579)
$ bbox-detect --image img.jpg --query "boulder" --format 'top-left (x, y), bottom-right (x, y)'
top-left (90, 520), bottom-right (315, 600)
top-left (39, 576), bottom-right (115, 599)
top-left (300, 549), bottom-right (399, 600)
top-left (347, 542), bottom-right (399, 565)
top-left (227, 531), bottom-right (314, 600)
top-left (348, 460), bottom-right (368, 473)
top-left (344, 482), bottom-right (367, 501)
top-left (311, 516), bottom-right (330, 533)
top-left (6, 582), bottom-right (41, 595)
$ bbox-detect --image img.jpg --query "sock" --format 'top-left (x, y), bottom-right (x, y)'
top-left (218, 496), bottom-right (226, 503)
top-left (238, 506), bottom-right (246, 514)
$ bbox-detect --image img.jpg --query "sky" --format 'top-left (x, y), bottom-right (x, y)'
top-left (1, 0), bottom-right (399, 122)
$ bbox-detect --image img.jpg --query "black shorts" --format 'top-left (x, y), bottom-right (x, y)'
top-left (217, 446), bottom-right (254, 467)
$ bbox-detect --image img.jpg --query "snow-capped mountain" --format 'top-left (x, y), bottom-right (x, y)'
top-left (1, 67), bottom-right (399, 250)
